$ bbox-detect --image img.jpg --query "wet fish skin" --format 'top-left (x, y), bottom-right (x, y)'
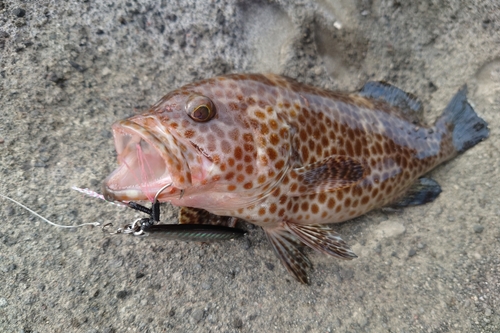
top-left (103, 74), bottom-right (489, 283)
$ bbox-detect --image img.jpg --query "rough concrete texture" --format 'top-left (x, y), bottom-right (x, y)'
top-left (1, 0), bottom-right (499, 332)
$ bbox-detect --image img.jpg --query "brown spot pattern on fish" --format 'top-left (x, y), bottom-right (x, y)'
top-left (103, 74), bottom-right (489, 283)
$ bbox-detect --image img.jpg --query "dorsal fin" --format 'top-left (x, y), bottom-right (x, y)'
top-left (359, 81), bottom-right (423, 123)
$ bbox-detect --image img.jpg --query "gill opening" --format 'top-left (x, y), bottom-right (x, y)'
top-left (234, 164), bottom-right (291, 208)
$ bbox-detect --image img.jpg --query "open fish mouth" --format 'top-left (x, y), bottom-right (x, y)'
top-left (102, 118), bottom-right (185, 203)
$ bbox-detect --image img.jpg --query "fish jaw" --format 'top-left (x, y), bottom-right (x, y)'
top-left (102, 117), bottom-right (211, 203)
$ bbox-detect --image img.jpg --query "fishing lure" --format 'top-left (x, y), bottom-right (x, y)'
top-left (73, 185), bottom-right (246, 241)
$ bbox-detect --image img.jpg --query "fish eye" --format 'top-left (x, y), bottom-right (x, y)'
top-left (186, 95), bottom-right (216, 122)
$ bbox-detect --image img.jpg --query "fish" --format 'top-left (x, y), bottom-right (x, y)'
top-left (102, 74), bottom-right (489, 284)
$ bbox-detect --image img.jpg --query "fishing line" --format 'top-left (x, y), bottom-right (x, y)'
top-left (0, 193), bottom-right (100, 228)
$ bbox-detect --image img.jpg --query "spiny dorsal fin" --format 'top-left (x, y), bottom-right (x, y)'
top-left (264, 227), bottom-right (312, 284)
top-left (285, 223), bottom-right (357, 259)
top-left (359, 81), bottom-right (423, 123)
top-left (388, 177), bottom-right (442, 208)
top-left (289, 156), bottom-right (365, 196)
top-left (179, 206), bottom-right (238, 227)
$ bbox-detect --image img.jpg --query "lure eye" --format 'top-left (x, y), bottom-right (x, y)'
top-left (186, 95), bottom-right (216, 122)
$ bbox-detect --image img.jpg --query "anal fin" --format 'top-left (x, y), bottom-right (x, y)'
top-left (264, 227), bottom-right (312, 284)
top-left (179, 206), bottom-right (239, 228)
top-left (389, 177), bottom-right (442, 208)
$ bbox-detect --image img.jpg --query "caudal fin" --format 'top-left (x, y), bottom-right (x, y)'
top-left (440, 85), bottom-right (489, 154)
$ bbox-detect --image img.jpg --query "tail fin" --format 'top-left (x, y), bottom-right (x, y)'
top-left (440, 85), bottom-right (489, 153)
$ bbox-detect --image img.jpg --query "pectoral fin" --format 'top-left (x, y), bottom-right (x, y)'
top-left (389, 177), bottom-right (442, 208)
top-left (289, 156), bottom-right (365, 195)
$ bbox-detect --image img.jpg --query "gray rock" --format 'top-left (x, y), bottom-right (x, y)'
top-left (0, 298), bottom-right (7, 308)
top-left (473, 225), bottom-right (484, 233)
top-left (191, 308), bottom-right (204, 324)
top-left (374, 221), bottom-right (406, 239)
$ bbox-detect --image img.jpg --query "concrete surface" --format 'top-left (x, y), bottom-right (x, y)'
top-left (0, 0), bottom-right (499, 332)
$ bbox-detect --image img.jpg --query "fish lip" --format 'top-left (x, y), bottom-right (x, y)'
top-left (102, 118), bottom-right (177, 203)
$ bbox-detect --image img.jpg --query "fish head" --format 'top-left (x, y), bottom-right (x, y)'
top-left (102, 75), bottom-right (292, 209)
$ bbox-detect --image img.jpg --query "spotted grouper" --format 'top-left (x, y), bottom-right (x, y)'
top-left (102, 74), bottom-right (489, 283)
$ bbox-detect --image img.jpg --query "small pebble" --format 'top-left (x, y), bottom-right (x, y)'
top-left (408, 248), bottom-right (417, 257)
top-left (484, 308), bottom-right (492, 317)
top-left (101, 67), bottom-right (112, 76)
top-left (116, 290), bottom-right (128, 299)
top-left (358, 316), bottom-right (368, 328)
top-left (242, 237), bottom-right (251, 250)
top-left (13, 8), bottom-right (26, 17)
top-left (233, 317), bottom-right (243, 329)
top-left (191, 308), bottom-right (204, 323)
top-left (417, 242), bottom-right (426, 249)
top-left (375, 221), bottom-right (406, 239)
top-left (473, 225), bottom-right (484, 233)
top-left (69, 60), bottom-right (86, 72)
top-left (0, 298), bottom-right (7, 307)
